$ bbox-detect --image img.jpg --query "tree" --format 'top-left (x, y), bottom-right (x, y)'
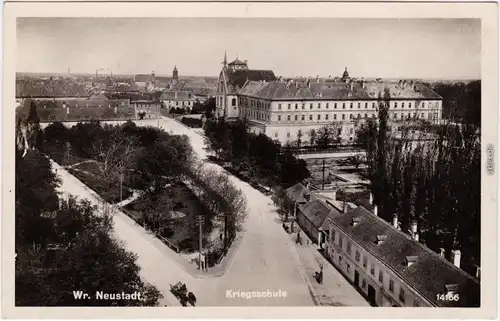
top-left (44, 122), bottom-right (70, 146)
top-left (204, 97), bottom-right (216, 119)
top-left (134, 134), bottom-right (194, 195)
top-left (272, 187), bottom-right (295, 222)
top-left (309, 129), bottom-right (317, 147)
top-left (279, 150), bottom-right (311, 188)
top-left (92, 128), bottom-right (137, 183)
top-left (15, 152), bottom-right (163, 306)
top-left (354, 119), bottom-right (376, 149)
top-left (15, 151), bottom-right (60, 248)
top-left (315, 122), bottom-right (340, 149)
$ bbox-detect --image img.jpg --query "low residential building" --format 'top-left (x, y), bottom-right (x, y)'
top-left (131, 100), bottom-right (161, 119)
top-left (236, 68), bottom-right (443, 145)
top-left (285, 182), bottom-right (480, 307)
top-left (215, 52), bottom-right (277, 119)
top-left (16, 78), bottom-right (90, 100)
top-left (160, 90), bottom-right (198, 109)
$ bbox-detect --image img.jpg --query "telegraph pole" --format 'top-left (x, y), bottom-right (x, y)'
top-left (119, 171), bottom-right (123, 203)
top-left (197, 216), bottom-right (204, 270)
top-left (322, 159), bottom-right (326, 190)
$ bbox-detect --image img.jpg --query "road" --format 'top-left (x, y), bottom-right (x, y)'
top-left (50, 117), bottom-right (318, 306)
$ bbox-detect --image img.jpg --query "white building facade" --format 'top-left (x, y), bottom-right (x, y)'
top-left (215, 52), bottom-right (276, 119)
top-left (237, 74), bottom-right (443, 145)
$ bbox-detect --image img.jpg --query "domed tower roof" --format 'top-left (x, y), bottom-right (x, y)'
top-left (228, 58), bottom-right (247, 66)
top-left (343, 67), bottom-right (349, 78)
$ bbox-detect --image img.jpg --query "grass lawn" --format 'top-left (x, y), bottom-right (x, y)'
top-left (68, 163), bottom-right (133, 204)
top-left (45, 145), bottom-right (88, 167)
top-left (125, 181), bottom-right (212, 253)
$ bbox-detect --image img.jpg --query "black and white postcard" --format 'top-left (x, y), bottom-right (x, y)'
top-left (2, 1), bottom-right (498, 319)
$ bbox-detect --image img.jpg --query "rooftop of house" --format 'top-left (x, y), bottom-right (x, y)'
top-left (330, 206), bottom-right (479, 307)
top-left (284, 183), bottom-right (320, 204)
top-left (284, 182), bottom-right (479, 307)
top-left (298, 199), bottom-right (342, 230)
top-left (228, 58), bottom-right (247, 66)
top-left (16, 79), bottom-right (91, 98)
top-left (238, 79), bottom-right (442, 101)
top-left (160, 90), bottom-right (196, 100)
top-left (222, 69), bottom-right (277, 94)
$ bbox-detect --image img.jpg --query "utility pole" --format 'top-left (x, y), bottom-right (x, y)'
top-left (119, 171), bottom-right (123, 203)
top-left (322, 159), bottom-right (326, 190)
top-left (197, 216), bottom-right (204, 270)
top-left (65, 142), bottom-right (71, 165)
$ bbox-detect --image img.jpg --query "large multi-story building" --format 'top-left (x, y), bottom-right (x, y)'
top-left (213, 54), bottom-right (443, 144)
top-left (237, 71), bottom-right (443, 144)
top-left (285, 183), bottom-right (480, 308)
top-left (215, 52), bottom-right (276, 119)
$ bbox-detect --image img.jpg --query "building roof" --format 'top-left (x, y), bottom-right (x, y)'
top-left (239, 80), bottom-right (442, 101)
top-left (16, 79), bottom-right (90, 98)
top-left (299, 199), bottom-right (340, 230)
top-left (228, 58), bottom-right (247, 66)
top-left (89, 94), bottom-right (109, 101)
top-left (224, 69), bottom-right (277, 94)
top-left (329, 206), bottom-right (479, 307)
top-left (134, 74), bottom-right (153, 83)
top-left (285, 183), bottom-right (320, 204)
top-left (159, 90), bottom-right (195, 100)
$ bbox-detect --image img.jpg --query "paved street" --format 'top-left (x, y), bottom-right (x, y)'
top-left (51, 117), bottom-right (369, 307)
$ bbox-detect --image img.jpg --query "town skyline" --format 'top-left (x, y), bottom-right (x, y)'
top-left (17, 18), bottom-right (481, 80)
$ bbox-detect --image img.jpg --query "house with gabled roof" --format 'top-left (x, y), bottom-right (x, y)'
top-left (284, 182), bottom-right (479, 307)
top-left (215, 51), bottom-right (276, 119)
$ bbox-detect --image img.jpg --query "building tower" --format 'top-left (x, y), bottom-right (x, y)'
top-left (222, 50), bottom-right (228, 69)
top-left (341, 67), bottom-right (351, 83)
top-left (173, 66), bottom-right (179, 81)
top-left (151, 70), bottom-right (156, 86)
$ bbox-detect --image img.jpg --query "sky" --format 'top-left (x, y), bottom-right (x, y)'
top-left (17, 18), bottom-right (481, 80)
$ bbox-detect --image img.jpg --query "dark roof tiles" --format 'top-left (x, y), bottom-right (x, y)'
top-left (330, 206), bottom-right (479, 307)
top-left (239, 80), bottom-right (442, 101)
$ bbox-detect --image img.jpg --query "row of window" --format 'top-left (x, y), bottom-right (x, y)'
top-left (277, 127), bottom-right (354, 139)
top-left (333, 229), bottom-right (419, 307)
top-left (163, 100), bottom-right (193, 106)
top-left (274, 112), bottom-right (434, 122)
top-left (275, 101), bottom-right (440, 111)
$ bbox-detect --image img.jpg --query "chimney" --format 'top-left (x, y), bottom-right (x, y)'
top-left (373, 205), bottom-right (378, 216)
top-left (303, 192), bottom-right (311, 202)
top-left (474, 265), bottom-right (481, 279)
top-left (244, 60), bottom-right (248, 65)
top-left (445, 284), bottom-right (459, 296)
top-left (405, 255), bottom-right (418, 267)
top-left (351, 217), bottom-right (361, 226)
top-left (350, 82), bottom-right (354, 91)
top-left (439, 248), bottom-right (445, 258)
top-left (451, 249), bottom-right (461, 268)
top-left (376, 235), bottom-right (387, 245)
top-left (316, 75), bottom-right (320, 83)
top-left (369, 193), bottom-right (373, 205)
top-left (392, 214), bottom-right (398, 228)
top-left (410, 220), bottom-right (419, 241)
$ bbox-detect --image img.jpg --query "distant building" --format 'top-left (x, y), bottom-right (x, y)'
top-left (236, 68), bottom-right (443, 145)
top-left (16, 79), bottom-right (90, 100)
top-left (131, 100), bottom-right (161, 119)
top-left (160, 90), bottom-right (198, 109)
top-left (215, 51), bottom-right (277, 119)
top-left (285, 183), bottom-right (480, 308)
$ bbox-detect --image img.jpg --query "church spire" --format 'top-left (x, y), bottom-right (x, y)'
top-left (223, 50), bottom-right (228, 68)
